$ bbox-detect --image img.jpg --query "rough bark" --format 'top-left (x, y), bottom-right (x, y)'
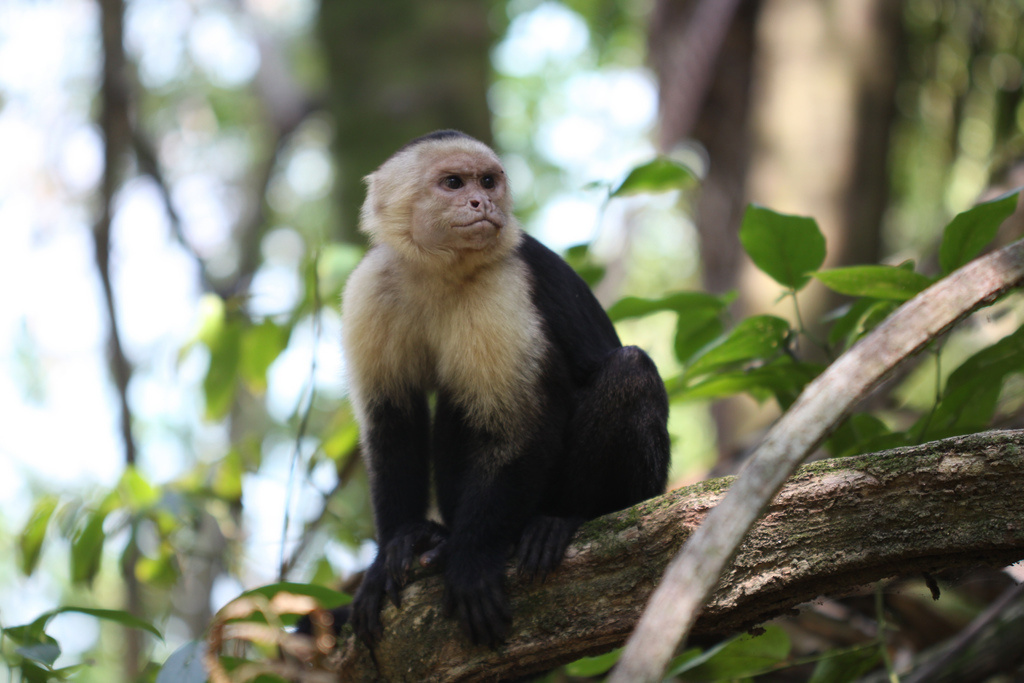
top-left (614, 237), bottom-right (1024, 682)
top-left (290, 430), bottom-right (1024, 682)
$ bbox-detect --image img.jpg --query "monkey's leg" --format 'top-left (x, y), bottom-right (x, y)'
top-left (517, 346), bottom-right (670, 580)
top-left (432, 394), bottom-right (561, 646)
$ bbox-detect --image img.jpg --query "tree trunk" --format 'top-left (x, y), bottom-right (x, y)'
top-left (316, 0), bottom-right (496, 242)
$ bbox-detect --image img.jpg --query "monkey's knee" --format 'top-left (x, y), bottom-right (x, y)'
top-left (596, 346), bottom-right (667, 404)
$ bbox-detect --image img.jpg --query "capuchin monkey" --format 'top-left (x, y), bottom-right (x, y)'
top-left (322, 130), bottom-right (670, 648)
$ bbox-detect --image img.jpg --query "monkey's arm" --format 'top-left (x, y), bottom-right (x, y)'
top-left (349, 392), bottom-right (435, 645)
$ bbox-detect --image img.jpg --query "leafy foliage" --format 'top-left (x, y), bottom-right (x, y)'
top-left (10, 128), bottom-right (1022, 681)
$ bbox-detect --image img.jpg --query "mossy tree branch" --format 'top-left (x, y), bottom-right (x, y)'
top-left (290, 430), bottom-right (1024, 682)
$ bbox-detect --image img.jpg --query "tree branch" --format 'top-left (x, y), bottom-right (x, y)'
top-left (613, 236), bottom-right (1024, 682)
top-left (278, 430), bottom-right (1024, 682)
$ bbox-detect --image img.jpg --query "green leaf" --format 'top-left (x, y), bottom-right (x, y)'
top-left (814, 265), bottom-right (933, 301)
top-left (213, 448), bottom-right (244, 502)
top-left (156, 641), bottom-right (208, 683)
top-left (675, 314), bottom-right (725, 365)
top-left (610, 157), bottom-right (697, 197)
top-left (677, 359), bottom-right (822, 408)
top-left (685, 315), bottom-right (791, 379)
top-left (322, 421), bottom-right (360, 462)
top-left (203, 318), bottom-right (243, 420)
top-left (939, 188), bottom-right (1020, 274)
top-left (564, 648), bottom-right (623, 676)
top-left (48, 607), bottom-right (163, 640)
top-left (921, 323), bottom-right (1024, 439)
top-left (668, 624), bottom-right (791, 679)
top-left (826, 299), bottom-right (899, 350)
top-left (135, 546), bottom-right (179, 588)
top-left (562, 243), bottom-right (606, 288)
top-left (739, 205), bottom-right (826, 289)
top-left (19, 495), bottom-right (58, 575)
top-left (70, 509), bottom-right (108, 585)
top-left (607, 291), bottom-right (732, 322)
top-left (119, 466), bottom-right (159, 511)
top-left (825, 413), bottom-right (891, 458)
top-left (239, 321), bottom-right (290, 394)
top-left (14, 637), bottom-right (61, 667)
top-left (242, 582), bottom-right (351, 609)
top-left (808, 644), bottom-right (883, 683)
top-left (18, 658), bottom-right (64, 683)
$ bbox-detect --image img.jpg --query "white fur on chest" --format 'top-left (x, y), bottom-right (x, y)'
top-left (343, 247), bottom-right (546, 433)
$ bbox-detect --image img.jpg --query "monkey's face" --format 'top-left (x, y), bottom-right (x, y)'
top-left (411, 149), bottom-right (510, 253)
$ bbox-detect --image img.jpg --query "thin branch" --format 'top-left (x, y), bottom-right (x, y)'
top-left (95, 0), bottom-right (143, 678)
top-left (611, 238), bottom-right (1024, 682)
top-left (95, 0), bottom-right (135, 467)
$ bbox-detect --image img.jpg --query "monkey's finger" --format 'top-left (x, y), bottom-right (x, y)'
top-left (420, 539), bottom-right (447, 568)
top-left (385, 574), bottom-right (403, 609)
top-left (385, 537), bottom-right (412, 587)
top-left (351, 596), bottom-right (383, 647)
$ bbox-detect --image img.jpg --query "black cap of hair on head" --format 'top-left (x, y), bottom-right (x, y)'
top-left (400, 129), bottom-right (475, 153)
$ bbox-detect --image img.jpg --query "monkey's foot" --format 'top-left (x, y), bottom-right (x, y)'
top-left (516, 515), bottom-right (583, 582)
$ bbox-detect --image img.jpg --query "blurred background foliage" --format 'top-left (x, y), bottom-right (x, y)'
top-left (2, 0), bottom-right (1024, 680)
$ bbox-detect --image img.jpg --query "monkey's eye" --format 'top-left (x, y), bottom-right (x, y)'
top-left (443, 176), bottom-right (464, 190)
top-left (481, 175), bottom-right (496, 189)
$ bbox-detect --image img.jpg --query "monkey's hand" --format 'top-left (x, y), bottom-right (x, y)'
top-left (348, 558), bottom-right (392, 647)
top-left (516, 515), bottom-right (583, 581)
top-left (383, 520), bottom-right (448, 593)
top-left (349, 522), bottom-right (448, 647)
top-left (442, 551), bottom-right (511, 647)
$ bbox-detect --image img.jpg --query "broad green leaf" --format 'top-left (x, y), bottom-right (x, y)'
top-left (563, 243), bottom-right (607, 288)
top-left (242, 582), bottom-right (351, 609)
top-left (239, 321), bottom-right (290, 394)
top-left (213, 448), bottom-right (244, 502)
top-left (610, 157), bottom-right (697, 197)
top-left (18, 658), bottom-right (64, 683)
top-left (607, 291), bottom-right (732, 322)
top-left (47, 607), bottom-right (162, 640)
top-left (203, 318), bottom-right (243, 420)
top-left (119, 466), bottom-right (159, 510)
top-left (826, 299), bottom-right (898, 350)
top-left (668, 624), bottom-right (791, 679)
top-left (921, 323), bottom-right (1024, 439)
top-left (15, 639), bottom-right (61, 667)
top-left (564, 647), bottom-right (623, 676)
top-left (825, 413), bottom-right (891, 458)
top-left (814, 265), bottom-right (933, 301)
top-left (808, 644), bottom-right (883, 683)
top-left (322, 421), bottom-right (360, 462)
top-left (675, 314), bottom-right (725, 365)
top-left (135, 548), bottom-right (179, 588)
top-left (939, 189), bottom-right (1020, 274)
top-left (156, 641), bottom-right (208, 683)
top-left (19, 495), bottom-right (58, 575)
top-left (739, 205), bottom-right (826, 289)
top-left (685, 315), bottom-right (791, 379)
top-left (194, 294), bottom-right (227, 347)
top-left (677, 360), bottom-right (822, 408)
top-left (70, 510), bottom-right (108, 585)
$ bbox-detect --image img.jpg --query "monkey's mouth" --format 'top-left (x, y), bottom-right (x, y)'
top-left (455, 218), bottom-right (501, 231)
